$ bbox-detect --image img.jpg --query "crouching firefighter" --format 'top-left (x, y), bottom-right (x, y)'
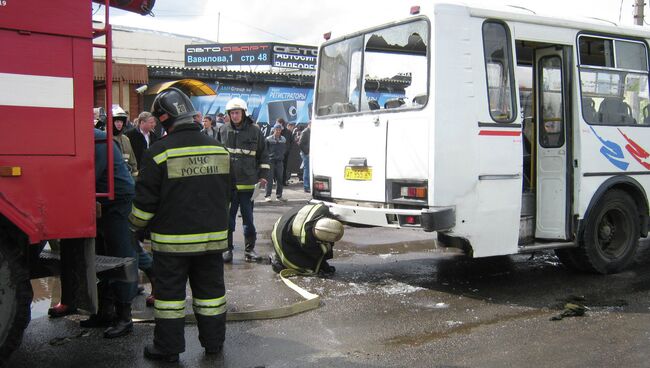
top-left (270, 203), bottom-right (344, 276)
top-left (129, 87), bottom-right (231, 362)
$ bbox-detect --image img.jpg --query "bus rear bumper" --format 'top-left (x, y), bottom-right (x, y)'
top-left (312, 200), bottom-right (455, 232)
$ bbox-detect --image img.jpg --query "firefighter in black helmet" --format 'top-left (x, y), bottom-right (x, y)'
top-left (130, 87), bottom-right (230, 362)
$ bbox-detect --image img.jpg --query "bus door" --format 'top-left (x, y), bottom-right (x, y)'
top-left (535, 47), bottom-right (571, 239)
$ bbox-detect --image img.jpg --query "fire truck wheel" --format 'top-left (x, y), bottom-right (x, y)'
top-left (576, 190), bottom-right (640, 274)
top-left (0, 229), bottom-right (32, 364)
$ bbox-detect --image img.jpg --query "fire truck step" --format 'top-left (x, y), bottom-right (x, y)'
top-left (34, 250), bottom-right (138, 282)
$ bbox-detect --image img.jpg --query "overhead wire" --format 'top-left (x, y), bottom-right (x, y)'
top-left (142, 10), bottom-right (293, 41)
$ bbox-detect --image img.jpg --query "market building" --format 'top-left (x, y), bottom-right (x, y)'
top-left (92, 23), bottom-right (316, 125)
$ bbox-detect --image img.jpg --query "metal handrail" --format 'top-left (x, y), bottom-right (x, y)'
top-left (93, 0), bottom-right (114, 200)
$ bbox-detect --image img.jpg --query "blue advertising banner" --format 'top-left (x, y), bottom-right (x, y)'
top-left (190, 84), bottom-right (314, 132)
top-left (256, 86), bottom-right (312, 124)
top-left (190, 83), bottom-right (403, 131)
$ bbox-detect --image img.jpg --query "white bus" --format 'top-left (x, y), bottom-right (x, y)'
top-left (310, 3), bottom-right (650, 274)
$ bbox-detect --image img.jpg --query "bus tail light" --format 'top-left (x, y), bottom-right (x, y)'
top-left (313, 176), bottom-right (331, 199)
top-left (398, 214), bottom-right (421, 227)
top-left (400, 186), bottom-right (427, 199)
top-left (388, 180), bottom-right (428, 204)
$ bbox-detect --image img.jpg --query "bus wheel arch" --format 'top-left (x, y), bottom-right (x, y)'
top-left (583, 177), bottom-right (649, 239)
top-left (576, 187), bottom-right (642, 274)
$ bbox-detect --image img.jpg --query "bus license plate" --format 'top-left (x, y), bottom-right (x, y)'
top-left (344, 167), bottom-right (372, 181)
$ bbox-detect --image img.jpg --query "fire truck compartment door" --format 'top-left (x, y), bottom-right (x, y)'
top-left (0, 30), bottom-right (77, 156)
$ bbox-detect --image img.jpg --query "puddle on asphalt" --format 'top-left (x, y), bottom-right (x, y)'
top-left (30, 274), bottom-right (152, 320)
top-left (31, 277), bottom-right (59, 319)
top-left (385, 308), bottom-right (548, 347)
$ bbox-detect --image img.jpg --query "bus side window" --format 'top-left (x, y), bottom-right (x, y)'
top-left (482, 21), bottom-right (516, 123)
top-left (578, 36), bottom-right (650, 126)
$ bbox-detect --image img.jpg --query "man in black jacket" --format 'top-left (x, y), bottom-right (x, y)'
top-left (131, 88), bottom-right (230, 362)
top-left (126, 111), bottom-right (158, 170)
top-left (276, 118), bottom-right (293, 185)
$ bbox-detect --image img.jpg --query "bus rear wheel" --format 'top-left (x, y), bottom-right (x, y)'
top-left (554, 248), bottom-right (589, 272)
top-left (0, 228), bottom-right (32, 364)
top-left (574, 190), bottom-right (640, 274)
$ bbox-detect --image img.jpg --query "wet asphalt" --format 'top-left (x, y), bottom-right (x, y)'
top-left (10, 182), bottom-right (650, 367)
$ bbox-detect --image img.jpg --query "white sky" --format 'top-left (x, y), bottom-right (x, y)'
top-left (98, 0), bottom-right (647, 46)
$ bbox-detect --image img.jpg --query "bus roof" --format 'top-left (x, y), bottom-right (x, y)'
top-left (468, 4), bottom-right (650, 39)
top-left (321, 2), bottom-right (650, 48)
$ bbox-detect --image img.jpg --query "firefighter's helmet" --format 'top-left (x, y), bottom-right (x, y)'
top-left (151, 87), bottom-right (197, 129)
top-left (225, 97), bottom-right (248, 114)
top-left (112, 105), bottom-right (128, 121)
top-left (111, 105), bottom-right (128, 135)
top-left (312, 217), bottom-right (344, 243)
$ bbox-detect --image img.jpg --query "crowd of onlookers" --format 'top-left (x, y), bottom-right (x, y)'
top-left (198, 113), bottom-right (310, 195)
top-left (94, 106), bottom-right (311, 198)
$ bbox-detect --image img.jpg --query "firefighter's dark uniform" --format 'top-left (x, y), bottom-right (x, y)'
top-left (130, 118), bottom-right (230, 355)
top-left (218, 116), bottom-right (270, 254)
top-left (271, 203), bottom-right (336, 275)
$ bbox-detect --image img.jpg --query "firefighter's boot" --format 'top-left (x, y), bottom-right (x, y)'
top-left (104, 303), bottom-right (133, 338)
top-left (244, 236), bottom-right (263, 263)
top-left (80, 284), bottom-right (115, 328)
top-left (270, 254), bottom-right (284, 273)
top-left (144, 344), bottom-right (179, 362)
top-left (223, 231), bottom-right (234, 263)
top-left (222, 250), bottom-right (233, 263)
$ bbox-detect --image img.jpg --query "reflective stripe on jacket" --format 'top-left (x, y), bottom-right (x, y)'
top-left (129, 120), bottom-right (231, 254)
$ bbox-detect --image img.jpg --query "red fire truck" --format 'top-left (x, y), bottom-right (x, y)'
top-left (0, 0), bottom-right (155, 361)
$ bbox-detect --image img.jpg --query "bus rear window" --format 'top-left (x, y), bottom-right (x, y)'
top-left (360, 21), bottom-right (429, 112)
top-left (482, 21), bottom-right (516, 123)
top-left (316, 19), bottom-right (429, 117)
top-left (316, 36), bottom-right (364, 116)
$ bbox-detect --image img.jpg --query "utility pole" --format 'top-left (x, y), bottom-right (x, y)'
top-left (217, 12), bottom-right (221, 42)
top-left (634, 0), bottom-right (645, 25)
